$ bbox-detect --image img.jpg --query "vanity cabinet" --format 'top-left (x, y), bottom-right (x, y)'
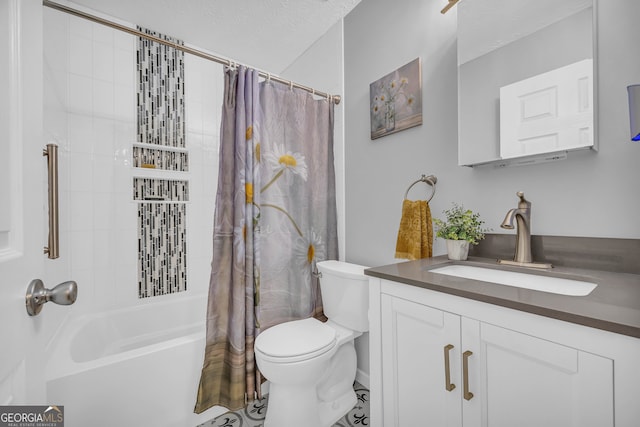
top-left (370, 278), bottom-right (627, 427)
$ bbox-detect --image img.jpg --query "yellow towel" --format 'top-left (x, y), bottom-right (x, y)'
top-left (395, 199), bottom-right (433, 260)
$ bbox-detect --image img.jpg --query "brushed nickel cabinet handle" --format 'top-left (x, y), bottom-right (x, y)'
top-left (444, 344), bottom-right (456, 392)
top-left (463, 350), bottom-right (474, 400)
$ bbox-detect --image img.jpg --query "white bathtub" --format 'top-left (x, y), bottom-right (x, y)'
top-left (45, 296), bottom-right (227, 427)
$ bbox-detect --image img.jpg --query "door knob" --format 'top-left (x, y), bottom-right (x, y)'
top-left (25, 279), bottom-right (77, 316)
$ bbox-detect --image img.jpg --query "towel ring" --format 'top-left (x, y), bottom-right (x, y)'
top-left (404, 174), bottom-right (437, 202)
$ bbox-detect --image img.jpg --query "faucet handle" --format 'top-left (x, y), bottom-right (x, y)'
top-left (516, 191), bottom-right (531, 209)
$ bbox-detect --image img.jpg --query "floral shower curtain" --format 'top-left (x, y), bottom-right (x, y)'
top-left (195, 66), bottom-right (338, 413)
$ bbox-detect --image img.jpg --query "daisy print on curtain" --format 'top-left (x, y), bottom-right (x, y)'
top-left (256, 81), bottom-right (338, 330)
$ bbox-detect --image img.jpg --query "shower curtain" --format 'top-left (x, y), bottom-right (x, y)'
top-left (195, 66), bottom-right (338, 413)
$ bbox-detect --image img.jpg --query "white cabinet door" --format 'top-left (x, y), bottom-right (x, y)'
top-left (500, 59), bottom-right (594, 159)
top-left (462, 319), bottom-right (614, 427)
top-left (381, 294), bottom-right (462, 427)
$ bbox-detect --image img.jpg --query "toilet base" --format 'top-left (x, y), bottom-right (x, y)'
top-left (318, 388), bottom-right (357, 426)
top-left (263, 383), bottom-right (319, 427)
top-left (263, 384), bottom-right (356, 427)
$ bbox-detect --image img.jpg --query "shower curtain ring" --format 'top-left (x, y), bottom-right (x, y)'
top-left (289, 81), bottom-right (293, 91)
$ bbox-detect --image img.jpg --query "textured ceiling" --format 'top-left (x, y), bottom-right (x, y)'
top-left (65, 0), bottom-right (362, 73)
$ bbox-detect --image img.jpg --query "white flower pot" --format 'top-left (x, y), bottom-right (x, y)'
top-left (446, 239), bottom-right (470, 261)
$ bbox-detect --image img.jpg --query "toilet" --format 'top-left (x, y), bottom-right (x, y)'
top-left (254, 260), bottom-right (369, 427)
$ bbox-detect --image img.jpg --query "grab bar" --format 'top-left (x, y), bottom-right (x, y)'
top-left (404, 174), bottom-right (437, 202)
top-left (43, 143), bottom-right (59, 259)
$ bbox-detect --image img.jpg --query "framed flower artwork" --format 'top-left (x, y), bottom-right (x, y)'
top-left (369, 57), bottom-right (422, 140)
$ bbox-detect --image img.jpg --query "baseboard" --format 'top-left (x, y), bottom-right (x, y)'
top-left (355, 368), bottom-right (370, 389)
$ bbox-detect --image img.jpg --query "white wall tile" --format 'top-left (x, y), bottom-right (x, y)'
top-left (92, 118), bottom-right (115, 157)
top-left (186, 100), bottom-right (203, 132)
top-left (93, 192), bottom-right (116, 231)
top-left (68, 14), bottom-right (92, 38)
top-left (93, 265), bottom-right (116, 310)
top-left (68, 152), bottom-right (93, 192)
top-left (69, 230), bottom-right (94, 271)
top-left (44, 24), bottom-right (68, 73)
top-left (68, 74), bottom-right (93, 114)
top-left (92, 79), bottom-right (114, 118)
top-left (93, 41), bottom-right (114, 83)
top-left (68, 36), bottom-right (92, 77)
top-left (67, 113), bottom-right (93, 154)
top-left (68, 267), bottom-right (95, 314)
top-left (92, 155), bottom-right (116, 193)
top-left (92, 22), bottom-right (113, 44)
top-left (68, 189), bottom-right (94, 231)
top-left (114, 48), bottom-right (134, 87)
top-left (114, 31), bottom-right (134, 52)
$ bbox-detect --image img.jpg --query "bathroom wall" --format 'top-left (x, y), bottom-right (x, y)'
top-left (43, 7), bottom-right (220, 315)
top-left (344, 0), bottom-right (640, 267)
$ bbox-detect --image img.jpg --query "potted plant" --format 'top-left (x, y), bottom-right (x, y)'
top-left (433, 203), bottom-right (490, 260)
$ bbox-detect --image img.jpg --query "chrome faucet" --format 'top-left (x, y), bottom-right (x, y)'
top-left (498, 192), bottom-right (551, 269)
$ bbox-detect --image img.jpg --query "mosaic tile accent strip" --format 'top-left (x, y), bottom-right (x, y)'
top-left (133, 146), bottom-right (189, 171)
top-left (133, 178), bottom-right (189, 202)
top-left (137, 27), bottom-right (185, 148)
top-left (135, 27), bottom-right (188, 298)
top-left (197, 383), bottom-right (369, 427)
top-left (137, 203), bottom-right (187, 298)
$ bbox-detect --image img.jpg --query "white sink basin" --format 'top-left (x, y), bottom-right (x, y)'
top-left (429, 264), bottom-right (597, 296)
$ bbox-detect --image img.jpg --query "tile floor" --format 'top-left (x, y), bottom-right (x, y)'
top-left (197, 382), bottom-right (369, 427)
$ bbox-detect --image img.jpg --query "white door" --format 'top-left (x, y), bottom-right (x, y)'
top-left (500, 59), bottom-right (594, 159)
top-left (0, 0), bottom-right (48, 405)
top-left (462, 319), bottom-right (614, 427)
top-left (381, 294), bottom-right (462, 427)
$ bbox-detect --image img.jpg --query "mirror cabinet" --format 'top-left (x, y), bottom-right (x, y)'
top-left (457, 0), bottom-right (596, 166)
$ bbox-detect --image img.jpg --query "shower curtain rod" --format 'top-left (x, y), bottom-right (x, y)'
top-left (43, 0), bottom-right (342, 105)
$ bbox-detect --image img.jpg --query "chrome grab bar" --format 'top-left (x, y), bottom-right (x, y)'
top-left (43, 143), bottom-right (59, 259)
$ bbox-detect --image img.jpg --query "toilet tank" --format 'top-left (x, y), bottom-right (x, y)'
top-left (316, 260), bottom-right (369, 332)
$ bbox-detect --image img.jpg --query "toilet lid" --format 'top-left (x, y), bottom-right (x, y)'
top-left (256, 318), bottom-right (336, 359)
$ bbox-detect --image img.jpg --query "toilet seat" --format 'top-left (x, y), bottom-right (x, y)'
top-left (255, 318), bottom-right (337, 363)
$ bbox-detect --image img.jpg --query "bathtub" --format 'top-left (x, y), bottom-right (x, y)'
top-left (45, 295), bottom-right (227, 427)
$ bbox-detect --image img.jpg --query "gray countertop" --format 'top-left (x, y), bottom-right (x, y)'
top-left (365, 256), bottom-right (640, 339)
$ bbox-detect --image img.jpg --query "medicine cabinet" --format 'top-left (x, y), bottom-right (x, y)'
top-left (457, 0), bottom-right (596, 166)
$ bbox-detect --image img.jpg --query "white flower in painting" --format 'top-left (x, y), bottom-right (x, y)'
top-left (402, 94), bottom-right (416, 114)
top-left (371, 97), bottom-right (384, 116)
top-left (264, 144), bottom-right (308, 181)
